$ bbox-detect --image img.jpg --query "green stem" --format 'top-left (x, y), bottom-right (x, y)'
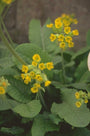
top-left (37, 90), bottom-right (47, 110)
top-left (0, 16), bottom-right (14, 46)
top-left (2, 5), bottom-right (10, 19)
top-left (61, 49), bottom-right (66, 84)
top-left (0, 16), bottom-right (14, 48)
top-left (0, 21), bottom-right (26, 65)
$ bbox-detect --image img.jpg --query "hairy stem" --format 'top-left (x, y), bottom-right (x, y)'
top-left (37, 90), bottom-right (47, 110)
top-left (0, 19), bottom-right (26, 65)
top-left (0, 16), bottom-right (14, 46)
top-left (61, 49), bottom-right (66, 84)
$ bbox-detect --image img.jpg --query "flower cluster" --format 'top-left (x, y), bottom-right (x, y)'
top-left (2, 0), bottom-right (12, 4)
top-left (75, 90), bottom-right (90, 108)
top-left (21, 54), bottom-right (54, 93)
top-left (0, 77), bottom-right (10, 95)
top-left (46, 14), bottom-right (79, 49)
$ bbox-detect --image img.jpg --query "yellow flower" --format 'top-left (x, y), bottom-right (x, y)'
top-left (46, 62), bottom-right (54, 70)
top-left (68, 42), bottom-right (74, 48)
top-left (55, 22), bottom-right (62, 28)
top-left (32, 61), bottom-right (37, 67)
top-left (55, 18), bottom-right (62, 28)
top-left (65, 36), bottom-right (72, 43)
top-left (75, 92), bottom-right (80, 99)
top-left (73, 19), bottom-right (78, 24)
top-left (50, 34), bottom-right (56, 42)
top-left (22, 65), bottom-right (28, 73)
top-left (30, 71), bottom-right (36, 79)
top-left (75, 101), bottom-right (81, 108)
top-left (64, 27), bottom-right (71, 34)
top-left (45, 80), bottom-right (51, 87)
top-left (21, 74), bottom-right (25, 80)
top-left (63, 19), bottom-right (70, 26)
top-left (72, 29), bottom-right (79, 35)
top-left (2, 0), bottom-right (12, 4)
top-left (55, 17), bottom-right (61, 23)
top-left (46, 23), bottom-right (53, 28)
top-left (25, 75), bottom-right (31, 82)
top-left (32, 54), bottom-right (41, 62)
top-left (31, 87), bottom-right (39, 93)
top-left (39, 63), bottom-right (45, 70)
top-left (24, 75), bottom-right (31, 84)
top-left (35, 74), bottom-right (43, 82)
top-left (34, 83), bottom-right (41, 88)
top-left (24, 80), bottom-right (29, 85)
top-left (58, 34), bottom-right (64, 42)
top-left (59, 42), bottom-right (66, 49)
top-left (0, 87), bottom-right (5, 94)
top-left (84, 99), bottom-right (88, 104)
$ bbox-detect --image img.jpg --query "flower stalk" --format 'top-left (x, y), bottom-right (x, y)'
top-left (61, 49), bottom-right (66, 84)
top-left (0, 16), bottom-right (26, 65)
top-left (37, 89), bottom-right (47, 110)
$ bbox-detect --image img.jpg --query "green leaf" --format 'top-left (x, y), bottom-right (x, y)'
top-left (80, 71), bottom-right (90, 82)
top-left (86, 30), bottom-right (90, 46)
top-left (0, 95), bottom-right (18, 111)
top-left (0, 127), bottom-right (24, 135)
top-left (15, 43), bottom-right (51, 66)
top-left (51, 88), bottom-right (90, 127)
top-left (49, 114), bottom-right (62, 125)
top-left (29, 19), bottom-right (57, 52)
top-left (0, 42), bottom-right (11, 58)
top-left (51, 81), bottom-right (65, 89)
top-left (0, 67), bottom-right (18, 76)
top-left (71, 46), bottom-right (90, 61)
top-left (29, 19), bottom-right (42, 48)
top-left (7, 76), bottom-right (33, 103)
top-left (52, 81), bottom-right (88, 90)
top-left (13, 100), bottom-right (42, 118)
top-left (74, 58), bottom-right (88, 81)
top-left (70, 128), bottom-right (90, 136)
top-left (67, 83), bottom-right (88, 90)
top-left (65, 61), bottom-right (75, 68)
top-left (52, 55), bottom-right (62, 65)
top-left (0, 57), bottom-right (14, 68)
top-left (42, 19), bottom-right (55, 51)
top-left (31, 114), bottom-right (59, 136)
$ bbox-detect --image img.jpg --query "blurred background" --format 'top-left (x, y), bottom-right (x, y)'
top-left (4, 0), bottom-right (90, 51)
